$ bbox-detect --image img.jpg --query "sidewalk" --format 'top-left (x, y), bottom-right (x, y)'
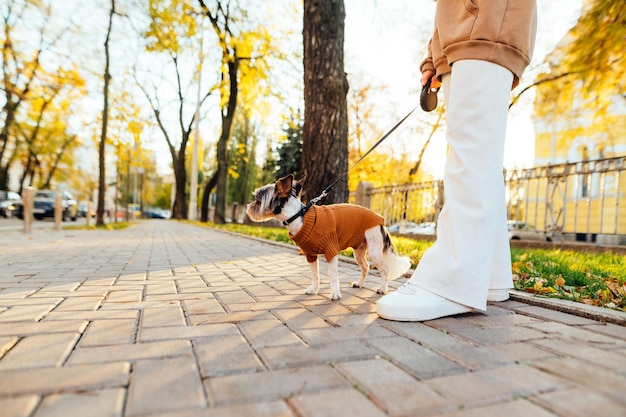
top-left (1, 220), bottom-right (625, 417)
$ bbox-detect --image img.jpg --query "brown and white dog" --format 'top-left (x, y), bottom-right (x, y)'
top-left (246, 174), bottom-right (411, 300)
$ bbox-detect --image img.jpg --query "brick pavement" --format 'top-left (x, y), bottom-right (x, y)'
top-left (0, 220), bottom-right (625, 417)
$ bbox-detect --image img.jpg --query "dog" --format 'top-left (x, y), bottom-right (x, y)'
top-left (246, 174), bottom-right (411, 300)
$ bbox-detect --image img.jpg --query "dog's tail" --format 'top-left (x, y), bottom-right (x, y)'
top-left (381, 225), bottom-right (412, 280)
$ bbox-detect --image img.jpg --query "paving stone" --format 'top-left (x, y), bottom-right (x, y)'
top-left (138, 322), bottom-right (238, 342)
top-left (325, 312), bottom-right (378, 327)
top-left (33, 388), bottom-right (125, 417)
top-left (0, 297), bottom-right (63, 307)
top-left (194, 334), bottom-right (264, 377)
top-left (0, 362), bottom-right (130, 396)
top-left (0, 303), bottom-right (58, 322)
top-left (80, 319), bottom-right (138, 346)
top-left (201, 400), bottom-right (295, 417)
top-left (125, 356), bottom-right (205, 416)
top-left (583, 322), bottom-right (626, 340)
top-left (366, 336), bottom-right (466, 378)
top-left (335, 359), bottom-right (448, 415)
top-left (0, 320), bottom-right (88, 337)
top-left (425, 364), bottom-right (570, 406)
top-left (186, 311), bottom-right (274, 326)
top-left (532, 357), bottom-right (626, 405)
top-left (532, 387), bottom-right (626, 417)
top-left (53, 296), bottom-right (104, 312)
top-left (103, 290), bottom-right (143, 303)
top-left (0, 333), bottom-right (80, 370)
top-left (257, 339), bottom-right (379, 370)
top-left (379, 320), bottom-right (467, 348)
top-left (431, 398), bottom-right (558, 417)
top-left (290, 388), bottom-right (387, 417)
top-left (523, 321), bottom-right (626, 346)
top-left (140, 306), bottom-right (186, 327)
top-left (453, 325), bottom-right (547, 346)
top-left (435, 341), bottom-right (513, 370)
top-left (0, 395), bottom-right (39, 417)
top-left (238, 319), bottom-right (311, 348)
top-left (205, 365), bottom-right (350, 406)
top-left (67, 339), bottom-right (193, 365)
top-left (272, 308), bottom-right (330, 330)
top-left (296, 322), bottom-right (396, 346)
top-left (532, 338), bottom-right (626, 370)
top-left (0, 336), bottom-right (18, 357)
top-left (182, 298), bottom-right (224, 315)
top-left (513, 305), bottom-right (600, 325)
top-left (480, 342), bottom-right (556, 364)
top-left (44, 310), bottom-right (138, 321)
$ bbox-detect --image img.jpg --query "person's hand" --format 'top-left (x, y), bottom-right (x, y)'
top-left (421, 70), bottom-right (441, 89)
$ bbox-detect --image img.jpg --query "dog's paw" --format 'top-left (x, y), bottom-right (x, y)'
top-left (375, 287), bottom-right (387, 295)
top-left (350, 281), bottom-right (362, 288)
top-left (329, 291), bottom-right (342, 300)
top-left (305, 286), bottom-right (319, 295)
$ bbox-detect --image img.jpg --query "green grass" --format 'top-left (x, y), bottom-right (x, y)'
top-left (203, 222), bottom-right (626, 312)
top-left (64, 221), bottom-right (133, 231)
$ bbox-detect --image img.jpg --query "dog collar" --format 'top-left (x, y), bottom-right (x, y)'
top-left (283, 201), bottom-right (314, 226)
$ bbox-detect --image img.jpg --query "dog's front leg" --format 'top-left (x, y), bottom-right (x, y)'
top-left (305, 257), bottom-right (320, 295)
top-left (328, 256), bottom-right (341, 300)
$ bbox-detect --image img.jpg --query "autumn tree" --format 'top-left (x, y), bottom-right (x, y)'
top-left (302, 0), bottom-right (349, 204)
top-left (512, 0), bottom-right (624, 109)
top-left (139, 0), bottom-right (209, 220)
top-left (197, 0), bottom-right (273, 223)
top-left (0, 1), bottom-right (59, 190)
top-left (531, 0), bottom-right (625, 162)
top-left (15, 66), bottom-right (85, 191)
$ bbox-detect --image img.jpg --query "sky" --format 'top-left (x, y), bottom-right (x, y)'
top-left (342, 0), bottom-right (584, 177)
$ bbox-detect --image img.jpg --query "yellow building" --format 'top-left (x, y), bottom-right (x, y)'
top-left (528, 25), bottom-right (626, 244)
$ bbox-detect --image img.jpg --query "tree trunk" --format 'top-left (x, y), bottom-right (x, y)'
top-left (97, 0), bottom-right (115, 226)
top-left (171, 139), bottom-right (188, 220)
top-left (302, 0), bottom-right (349, 204)
top-left (213, 59), bottom-right (238, 223)
top-left (200, 168), bottom-right (219, 222)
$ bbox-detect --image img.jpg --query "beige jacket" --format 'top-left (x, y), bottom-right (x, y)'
top-left (421, 0), bottom-right (538, 87)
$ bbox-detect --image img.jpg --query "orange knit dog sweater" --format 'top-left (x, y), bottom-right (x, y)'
top-left (289, 204), bottom-right (385, 263)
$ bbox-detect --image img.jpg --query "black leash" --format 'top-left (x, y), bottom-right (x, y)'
top-left (283, 105), bottom-right (418, 226)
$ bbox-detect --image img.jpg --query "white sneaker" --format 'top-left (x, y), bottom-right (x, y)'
top-left (376, 282), bottom-right (472, 322)
top-left (487, 289), bottom-right (510, 302)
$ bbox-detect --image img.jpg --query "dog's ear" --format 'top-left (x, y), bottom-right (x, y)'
top-left (276, 174), bottom-right (294, 198)
top-left (294, 176), bottom-right (306, 196)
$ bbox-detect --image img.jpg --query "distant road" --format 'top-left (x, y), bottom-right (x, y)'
top-left (0, 217), bottom-right (89, 232)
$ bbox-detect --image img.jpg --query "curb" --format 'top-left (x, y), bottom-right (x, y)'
top-left (509, 289), bottom-right (626, 325)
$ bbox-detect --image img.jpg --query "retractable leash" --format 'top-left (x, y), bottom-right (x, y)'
top-left (283, 104), bottom-right (424, 226)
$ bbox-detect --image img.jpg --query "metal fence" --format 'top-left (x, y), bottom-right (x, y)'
top-left (353, 156), bottom-right (626, 245)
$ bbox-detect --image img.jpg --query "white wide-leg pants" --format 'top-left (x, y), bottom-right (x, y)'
top-left (409, 59), bottom-right (514, 311)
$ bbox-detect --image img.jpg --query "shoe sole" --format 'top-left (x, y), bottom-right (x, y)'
top-left (488, 289), bottom-right (510, 302)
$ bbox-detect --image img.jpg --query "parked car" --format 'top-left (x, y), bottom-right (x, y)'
top-left (388, 221), bottom-right (420, 233)
top-left (0, 190), bottom-right (21, 218)
top-left (143, 208), bottom-right (170, 219)
top-left (388, 221), bottom-right (436, 235)
top-left (507, 220), bottom-right (553, 242)
top-left (15, 190), bottom-right (78, 221)
top-left (406, 222), bottom-right (437, 235)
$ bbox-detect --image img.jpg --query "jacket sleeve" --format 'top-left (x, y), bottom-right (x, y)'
top-left (419, 17), bottom-right (437, 74)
